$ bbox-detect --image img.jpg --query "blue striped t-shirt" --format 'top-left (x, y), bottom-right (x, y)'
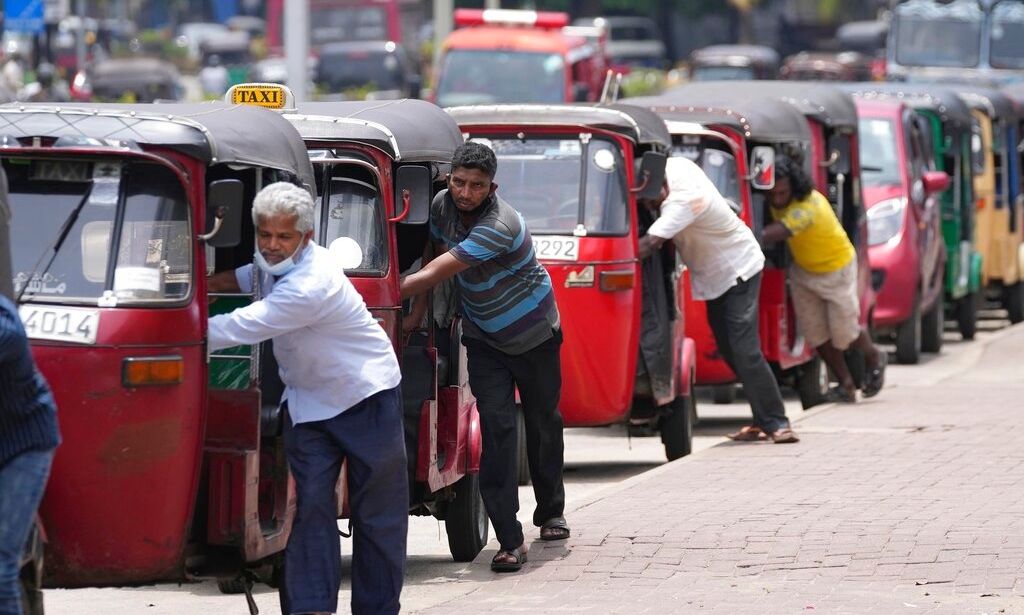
top-left (430, 190), bottom-right (559, 355)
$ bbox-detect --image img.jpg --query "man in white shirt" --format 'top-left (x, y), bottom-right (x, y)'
top-left (207, 182), bottom-right (406, 615)
top-left (639, 156), bottom-right (797, 444)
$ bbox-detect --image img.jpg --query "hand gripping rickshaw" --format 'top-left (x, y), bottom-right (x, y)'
top-left (446, 103), bottom-right (697, 464)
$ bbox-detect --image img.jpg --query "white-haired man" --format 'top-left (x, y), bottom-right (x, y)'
top-left (207, 182), bottom-right (406, 615)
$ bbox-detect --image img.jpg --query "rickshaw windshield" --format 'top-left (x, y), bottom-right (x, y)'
top-left (670, 142), bottom-right (741, 213)
top-left (991, 1), bottom-right (1024, 69)
top-left (690, 65), bottom-right (755, 81)
top-left (893, 0), bottom-right (982, 68)
top-left (858, 118), bottom-right (903, 187)
top-left (484, 136), bottom-right (629, 235)
top-left (8, 158), bottom-right (191, 305)
top-left (435, 51), bottom-right (566, 107)
top-left (318, 174), bottom-right (386, 276)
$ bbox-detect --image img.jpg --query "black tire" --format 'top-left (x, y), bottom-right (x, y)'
top-left (445, 472), bottom-right (489, 562)
top-left (895, 300), bottom-right (922, 364)
top-left (514, 407), bottom-right (530, 486)
top-left (1005, 282), bottom-right (1024, 324)
top-left (796, 356), bottom-right (829, 409)
top-left (920, 298), bottom-right (944, 354)
top-left (19, 518), bottom-right (44, 615)
top-left (217, 576), bottom-right (252, 595)
top-left (957, 292), bottom-right (979, 340)
top-left (660, 389), bottom-right (695, 461)
top-left (711, 384), bottom-right (736, 404)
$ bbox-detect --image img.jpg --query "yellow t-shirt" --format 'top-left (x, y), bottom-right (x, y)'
top-left (770, 189), bottom-right (855, 273)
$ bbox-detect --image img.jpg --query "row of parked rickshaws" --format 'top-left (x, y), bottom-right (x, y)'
top-left (6, 78), bottom-right (1024, 608)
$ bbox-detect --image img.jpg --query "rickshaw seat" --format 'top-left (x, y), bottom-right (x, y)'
top-left (259, 341), bottom-right (286, 438)
top-left (401, 343), bottom-right (434, 487)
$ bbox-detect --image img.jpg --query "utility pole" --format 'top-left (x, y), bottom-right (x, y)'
top-left (75, 0), bottom-right (86, 73)
top-left (433, 0), bottom-right (453, 76)
top-left (285, 0), bottom-right (309, 102)
top-left (484, 0), bottom-right (500, 8)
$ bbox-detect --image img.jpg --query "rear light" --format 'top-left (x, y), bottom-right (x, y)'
top-left (977, 197), bottom-right (985, 210)
top-left (453, 8), bottom-right (569, 29)
top-left (599, 270), bottom-right (635, 292)
top-left (122, 356), bottom-right (184, 387)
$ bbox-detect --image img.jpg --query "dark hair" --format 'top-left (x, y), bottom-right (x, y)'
top-left (452, 141), bottom-right (498, 179)
top-left (774, 154), bottom-right (813, 200)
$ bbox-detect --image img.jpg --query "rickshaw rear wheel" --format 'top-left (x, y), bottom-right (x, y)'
top-left (796, 356), bottom-right (829, 409)
top-left (445, 472), bottom-right (489, 562)
top-left (661, 386), bottom-right (695, 461)
top-left (1005, 282), bottom-right (1024, 324)
top-left (920, 298), bottom-right (945, 354)
top-left (895, 299), bottom-right (922, 364)
top-left (19, 517), bottom-right (44, 615)
top-left (957, 292), bottom-right (979, 340)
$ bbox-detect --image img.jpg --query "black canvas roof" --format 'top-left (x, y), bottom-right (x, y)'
top-left (666, 81), bottom-right (858, 130)
top-left (0, 102), bottom-right (315, 188)
top-left (951, 85), bottom-right (1018, 122)
top-left (839, 83), bottom-right (974, 129)
top-left (444, 103), bottom-right (671, 150)
top-left (291, 100), bottom-right (463, 162)
top-left (629, 93), bottom-right (812, 144)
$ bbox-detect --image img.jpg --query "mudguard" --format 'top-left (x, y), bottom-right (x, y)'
top-left (467, 402), bottom-right (482, 474)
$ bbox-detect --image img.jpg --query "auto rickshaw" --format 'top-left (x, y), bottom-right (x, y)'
top-left (630, 93), bottom-right (830, 407)
top-left (688, 45), bottom-right (780, 81)
top-left (200, 31), bottom-right (253, 87)
top-left (223, 84), bottom-right (488, 562)
top-left (843, 83), bottom-right (985, 341)
top-left (954, 86), bottom-right (1024, 323)
top-left (70, 57), bottom-right (184, 102)
top-left (3, 102), bottom-right (314, 594)
top-left (445, 103), bottom-right (696, 462)
top-left (780, 51), bottom-right (874, 82)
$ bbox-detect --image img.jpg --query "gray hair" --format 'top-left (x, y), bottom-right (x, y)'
top-left (251, 182), bottom-right (315, 233)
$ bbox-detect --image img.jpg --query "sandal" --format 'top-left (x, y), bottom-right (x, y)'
top-left (726, 425), bottom-right (767, 441)
top-left (540, 517), bottom-right (571, 541)
top-left (862, 351), bottom-right (887, 398)
top-left (491, 543), bottom-right (527, 572)
top-left (769, 427), bottom-right (800, 444)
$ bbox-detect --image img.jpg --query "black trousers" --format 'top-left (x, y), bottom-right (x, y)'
top-left (706, 273), bottom-right (790, 433)
top-left (465, 330), bottom-right (566, 551)
top-left (280, 387), bottom-right (408, 615)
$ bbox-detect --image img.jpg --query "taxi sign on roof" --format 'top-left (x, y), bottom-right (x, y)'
top-left (225, 83), bottom-right (294, 111)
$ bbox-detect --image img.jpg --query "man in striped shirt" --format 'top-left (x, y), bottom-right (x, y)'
top-left (401, 142), bottom-right (567, 573)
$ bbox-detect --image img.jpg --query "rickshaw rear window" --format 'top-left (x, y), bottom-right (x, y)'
top-left (481, 136), bottom-right (628, 235)
top-left (8, 159), bottom-right (191, 305)
top-left (316, 166), bottom-right (387, 276)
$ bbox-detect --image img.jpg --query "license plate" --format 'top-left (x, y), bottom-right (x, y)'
top-left (19, 305), bottom-right (100, 345)
top-left (534, 236), bottom-right (580, 262)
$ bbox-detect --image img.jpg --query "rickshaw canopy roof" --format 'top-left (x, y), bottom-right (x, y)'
top-left (839, 83), bottom-right (974, 130)
top-left (630, 92), bottom-right (812, 144)
top-left (0, 102), bottom-right (315, 187)
top-left (90, 57), bottom-right (180, 87)
top-left (289, 100), bottom-right (463, 162)
top-left (445, 103), bottom-right (672, 150)
top-left (950, 85), bottom-right (1018, 122)
top-left (666, 81), bottom-right (859, 130)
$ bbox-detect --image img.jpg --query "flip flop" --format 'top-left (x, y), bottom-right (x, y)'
top-left (726, 425), bottom-right (767, 441)
top-left (491, 543), bottom-right (527, 572)
top-left (862, 351), bottom-right (888, 398)
top-left (539, 517), bottom-right (571, 541)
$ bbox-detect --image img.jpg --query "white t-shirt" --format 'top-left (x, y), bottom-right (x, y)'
top-left (647, 157), bottom-right (764, 301)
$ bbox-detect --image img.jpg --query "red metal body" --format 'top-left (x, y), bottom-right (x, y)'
top-left (855, 99), bottom-right (946, 330)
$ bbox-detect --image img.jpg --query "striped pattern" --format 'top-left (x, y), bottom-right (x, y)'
top-left (0, 297), bottom-right (60, 467)
top-left (431, 191), bottom-right (559, 355)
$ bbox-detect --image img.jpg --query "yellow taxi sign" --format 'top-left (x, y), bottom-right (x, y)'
top-left (225, 83), bottom-right (294, 111)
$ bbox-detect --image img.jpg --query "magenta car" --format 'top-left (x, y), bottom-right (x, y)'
top-left (856, 98), bottom-right (950, 364)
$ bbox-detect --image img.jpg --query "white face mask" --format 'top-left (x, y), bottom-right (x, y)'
top-left (254, 240), bottom-right (305, 276)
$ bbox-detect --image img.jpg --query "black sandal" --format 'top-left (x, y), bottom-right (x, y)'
top-left (539, 516), bottom-right (571, 541)
top-left (824, 385), bottom-right (857, 404)
top-left (862, 351), bottom-right (887, 398)
top-left (491, 543), bottom-right (527, 572)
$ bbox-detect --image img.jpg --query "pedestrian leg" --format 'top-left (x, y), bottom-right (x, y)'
top-left (281, 415), bottom-right (345, 615)
top-left (327, 387), bottom-right (408, 615)
top-left (465, 339), bottom-right (523, 551)
top-left (508, 331), bottom-right (566, 528)
top-left (0, 449), bottom-right (52, 615)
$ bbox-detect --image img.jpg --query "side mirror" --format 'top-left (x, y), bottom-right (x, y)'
top-left (394, 165), bottom-right (431, 225)
top-left (633, 151), bottom-right (667, 201)
top-left (922, 170), bottom-right (951, 195)
top-left (826, 135), bottom-right (851, 175)
top-left (750, 145), bottom-right (776, 190)
top-left (573, 82), bottom-right (590, 102)
top-left (201, 179), bottom-right (244, 248)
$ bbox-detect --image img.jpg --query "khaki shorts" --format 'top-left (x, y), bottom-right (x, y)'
top-left (791, 260), bottom-right (861, 350)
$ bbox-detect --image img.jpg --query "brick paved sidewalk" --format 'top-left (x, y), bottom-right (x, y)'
top-left (412, 325), bottom-right (1024, 614)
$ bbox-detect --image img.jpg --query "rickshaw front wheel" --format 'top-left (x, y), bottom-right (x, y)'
top-left (1005, 282), bottom-right (1024, 324)
top-left (660, 391), bottom-right (695, 461)
top-left (956, 292), bottom-right (980, 340)
top-left (445, 472), bottom-right (489, 562)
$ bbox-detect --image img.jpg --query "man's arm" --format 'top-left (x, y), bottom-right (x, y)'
top-left (401, 251), bottom-right (470, 299)
top-left (762, 222), bottom-right (793, 244)
top-left (207, 269), bottom-right (241, 293)
top-left (401, 241), bottom-right (444, 336)
top-left (638, 234), bottom-right (668, 260)
top-left (208, 285), bottom-right (321, 351)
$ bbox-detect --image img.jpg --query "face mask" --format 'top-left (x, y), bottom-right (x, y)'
top-left (254, 240), bottom-right (304, 276)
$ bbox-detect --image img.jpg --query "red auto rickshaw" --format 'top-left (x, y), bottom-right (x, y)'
top-left (446, 103), bottom-right (697, 462)
top-left (630, 94), bottom-right (829, 406)
top-left (4, 103), bottom-right (313, 592)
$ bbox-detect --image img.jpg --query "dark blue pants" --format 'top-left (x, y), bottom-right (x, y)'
top-left (0, 448), bottom-right (53, 615)
top-left (280, 386), bottom-right (408, 615)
